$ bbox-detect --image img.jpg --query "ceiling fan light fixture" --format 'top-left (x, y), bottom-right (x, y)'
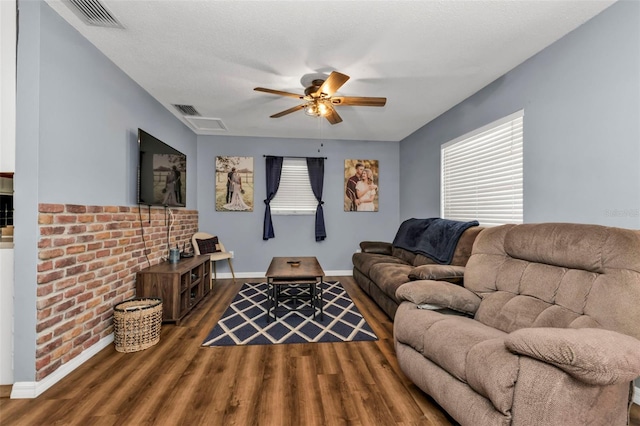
top-left (304, 100), bottom-right (330, 117)
top-left (304, 102), bottom-right (318, 116)
top-left (317, 102), bottom-right (329, 116)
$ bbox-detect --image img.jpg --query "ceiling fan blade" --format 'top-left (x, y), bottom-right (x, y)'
top-left (314, 71), bottom-right (350, 97)
top-left (331, 96), bottom-right (387, 107)
top-left (254, 87), bottom-right (304, 99)
top-left (270, 104), bottom-right (305, 118)
top-left (324, 104), bottom-right (343, 125)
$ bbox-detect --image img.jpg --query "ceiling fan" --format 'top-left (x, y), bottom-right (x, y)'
top-left (254, 71), bottom-right (386, 125)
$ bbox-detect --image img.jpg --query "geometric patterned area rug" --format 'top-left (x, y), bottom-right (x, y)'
top-left (202, 281), bottom-right (378, 347)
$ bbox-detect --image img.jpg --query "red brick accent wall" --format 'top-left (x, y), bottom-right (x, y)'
top-left (36, 204), bottom-right (198, 381)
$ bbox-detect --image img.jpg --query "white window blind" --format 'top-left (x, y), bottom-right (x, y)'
top-left (271, 158), bottom-right (317, 215)
top-left (441, 110), bottom-right (523, 226)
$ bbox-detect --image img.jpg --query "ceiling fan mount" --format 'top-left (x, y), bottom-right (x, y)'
top-left (254, 71), bottom-right (386, 125)
top-left (303, 79), bottom-right (328, 97)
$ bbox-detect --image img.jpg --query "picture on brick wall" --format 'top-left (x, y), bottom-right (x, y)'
top-left (216, 156), bottom-right (254, 212)
top-left (344, 159), bottom-right (379, 212)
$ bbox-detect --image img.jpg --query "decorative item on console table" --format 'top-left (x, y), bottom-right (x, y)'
top-left (135, 255), bottom-right (211, 325)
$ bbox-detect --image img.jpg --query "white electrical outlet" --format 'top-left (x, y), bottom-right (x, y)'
top-left (229, 250), bottom-right (234, 258)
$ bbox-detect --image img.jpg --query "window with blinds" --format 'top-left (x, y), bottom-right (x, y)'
top-left (441, 110), bottom-right (523, 226)
top-left (271, 158), bottom-right (318, 215)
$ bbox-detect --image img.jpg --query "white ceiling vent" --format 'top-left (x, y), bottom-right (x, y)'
top-left (173, 104), bottom-right (201, 116)
top-left (63, 0), bottom-right (124, 29)
top-left (185, 117), bottom-right (227, 132)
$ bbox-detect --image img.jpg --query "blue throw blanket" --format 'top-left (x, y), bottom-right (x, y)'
top-left (392, 218), bottom-right (479, 264)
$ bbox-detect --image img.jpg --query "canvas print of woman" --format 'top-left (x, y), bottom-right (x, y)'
top-left (344, 160), bottom-right (379, 212)
top-left (216, 156), bottom-right (254, 212)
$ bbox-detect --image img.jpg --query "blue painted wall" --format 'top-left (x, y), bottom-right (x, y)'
top-left (196, 135), bottom-right (400, 274)
top-left (37, 9), bottom-right (197, 207)
top-left (13, 1), bottom-right (197, 381)
top-left (400, 0), bottom-right (640, 229)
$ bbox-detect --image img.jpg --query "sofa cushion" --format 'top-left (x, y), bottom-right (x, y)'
top-left (392, 247), bottom-right (417, 265)
top-left (196, 236), bottom-right (221, 254)
top-left (394, 302), bottom-right (452, 354)
top-left (368, 263), bottom-right (414, 302)
top-left (475, 291), bottom-right (554, 333)
top-left (421, 316), bottom-right (506, 383)
top-left (451, 226), bottom-right (484, 266)
top-left (352, 252), bottom-right (408, 277)
top-left (410, 227), bottom-right (484, 267)
top-left (412, 253), bottom-right (437, 267)
top-left (503, 223), bottom-right (609, 273)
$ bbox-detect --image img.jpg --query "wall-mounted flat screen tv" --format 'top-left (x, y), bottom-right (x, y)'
top-left (137, 129), bottom-right (186, 207)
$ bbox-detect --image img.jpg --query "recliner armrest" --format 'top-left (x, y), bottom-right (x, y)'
top-left (409, 265), bottom-right (465, 282)
top-left (505, 327), bottom-right (640, 386)
top-left (359, 241), bottom-right (392, 255)
top-left (396, 280), bottom-right (481, 315)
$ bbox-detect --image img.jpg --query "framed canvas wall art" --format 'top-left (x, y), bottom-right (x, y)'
top-left (216, 156), bottom-right (254, 212)
top-left (344, 159), bottom-right (379, 212)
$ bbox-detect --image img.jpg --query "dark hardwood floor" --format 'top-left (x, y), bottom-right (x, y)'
top-left (0, 276), bottom-right (453, 425)
top-left (1, 276), bottom-right (639, 425)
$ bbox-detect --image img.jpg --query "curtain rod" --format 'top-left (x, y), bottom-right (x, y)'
top-left (263, 155), bottom-right (327, 159)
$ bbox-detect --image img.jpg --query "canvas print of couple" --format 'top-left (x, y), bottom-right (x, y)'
top-left (215, 156), bottom-right (254, 212)
top-left (345, 160), bottom-right (379, 212)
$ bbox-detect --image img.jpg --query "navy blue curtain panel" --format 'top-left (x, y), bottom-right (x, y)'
top-left (306, 157), bottom-right (326, 241)
top-left (263, 156), bottom-right (283, 240)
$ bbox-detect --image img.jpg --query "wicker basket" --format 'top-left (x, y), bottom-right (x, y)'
top-left (113, 298), bottom-right (163, 353)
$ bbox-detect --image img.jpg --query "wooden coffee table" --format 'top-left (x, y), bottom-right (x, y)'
top-left (265, 256), bottom-right (325, 322)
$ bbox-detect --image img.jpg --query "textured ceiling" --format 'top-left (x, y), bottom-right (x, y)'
top-left (45, 0), bottom-right (615, 141)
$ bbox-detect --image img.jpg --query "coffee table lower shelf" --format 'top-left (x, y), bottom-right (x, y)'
top-left (266, 279), bottom-right (323, 322)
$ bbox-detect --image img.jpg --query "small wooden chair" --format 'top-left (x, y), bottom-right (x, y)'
top-left (191, 232), bottom-right (236, 288)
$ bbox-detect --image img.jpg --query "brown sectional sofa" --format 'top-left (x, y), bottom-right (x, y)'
top-left (352, 221), bottom-right (483, 319)
top-left (394, 223), bottom-right (640, 425)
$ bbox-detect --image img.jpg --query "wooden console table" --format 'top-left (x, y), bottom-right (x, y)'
top-left (136, 255), bottom-right (211, 324)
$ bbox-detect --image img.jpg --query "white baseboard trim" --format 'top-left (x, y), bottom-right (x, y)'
top-left (325, 270), bottom-right (353, 277)
top-left (214, 270), bottom-right (353, 280)
top-left (634, 386), bottom-right (640, 405)
top-left (10, 334), bottom-right (113, 399)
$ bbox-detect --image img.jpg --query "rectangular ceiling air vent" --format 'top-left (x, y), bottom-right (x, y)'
top-left (185, 117), bottom-right (227, 132)
top-left (173, 104), bottom-right (201, 117)
top-left (64, 0), bottom-right (124, 29)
